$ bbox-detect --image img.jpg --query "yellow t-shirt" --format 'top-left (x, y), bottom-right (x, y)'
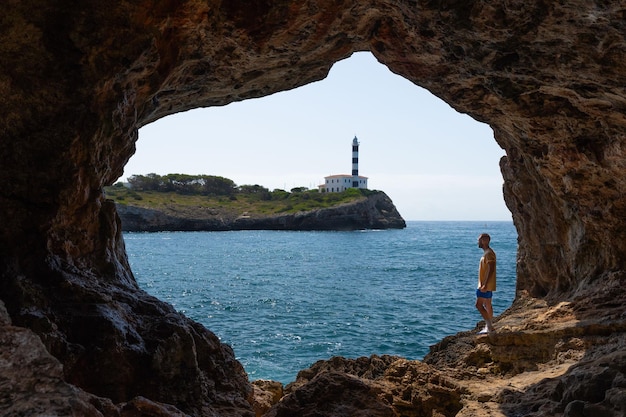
top-left (478, 248), bottom-right (496, 291)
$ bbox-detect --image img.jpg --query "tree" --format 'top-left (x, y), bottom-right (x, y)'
top-left (127, 173), bottom-right (162, 191)
top-left (238, 184), bottom-right (271, 200)
top-left (202, 175), bottom-right (236, 196)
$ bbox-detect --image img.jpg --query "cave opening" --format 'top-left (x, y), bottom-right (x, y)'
top-left (124, 52), bottom-right (509, 222)
top-left (4, 3), bottom-right (626, 415)
top-left (116, 52), bottom-right (517, 384)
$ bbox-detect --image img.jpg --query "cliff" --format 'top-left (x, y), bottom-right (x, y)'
top-left (115, 192), bottom-right (406, 232)
top-left (2, 1), bottom-right (626, 416)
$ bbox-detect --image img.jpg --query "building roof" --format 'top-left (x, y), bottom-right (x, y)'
top-left (324, 174), bottom-right (368, 179)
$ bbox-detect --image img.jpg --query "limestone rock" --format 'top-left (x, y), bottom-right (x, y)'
top-left (0, 299), bottom-right (194, 417)
top-left (0, 319), bottom-right (111, 417)
top-left (425, 294), bottom-right (626, 417)
top-left (265, 355), bottom-right (463, 417)
top-left (251, 380), bottom-right (283, 417)
top-left (116, 191), bottom-right (406, 232)
top-left (2, 1), bottom-right (626, 416)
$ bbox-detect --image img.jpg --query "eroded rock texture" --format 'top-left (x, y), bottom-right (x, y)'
top-left (1, 0), bottom-right (626, 416)
top-left (268, 355), bottom-right (464, 417)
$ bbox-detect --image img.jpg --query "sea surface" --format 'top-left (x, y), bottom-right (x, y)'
top-left (124, 221), bottom-right (518, 384)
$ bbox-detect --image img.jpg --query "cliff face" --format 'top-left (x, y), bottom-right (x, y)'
top-left (116, 192), bottom-right (406, 232)
top-left (1, 1), bottom-right (626, 416)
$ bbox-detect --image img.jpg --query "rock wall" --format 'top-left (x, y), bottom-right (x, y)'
top-left (116, 192), bottom-right (406, 231)
top-left (1, 1), bottom-right (626, 416)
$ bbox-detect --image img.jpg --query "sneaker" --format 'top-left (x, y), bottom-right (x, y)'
top-left (477, 326), bottom-right (489, 335)
top-left (477, 326), bottom-right (495, 335)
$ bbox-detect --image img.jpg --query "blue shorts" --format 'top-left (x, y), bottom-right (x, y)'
top-left (476, 289), bottom-right (493, 299)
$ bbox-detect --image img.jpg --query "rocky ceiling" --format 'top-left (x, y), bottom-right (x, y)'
top-left (1, 1), bottom-right (626, 416)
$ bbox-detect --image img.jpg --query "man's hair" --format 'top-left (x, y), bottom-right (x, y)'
top-left (479, 233), bottom-right (491, 243)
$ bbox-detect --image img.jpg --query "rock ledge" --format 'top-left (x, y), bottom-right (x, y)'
top-left (116, 191), bottom-right (406, 232)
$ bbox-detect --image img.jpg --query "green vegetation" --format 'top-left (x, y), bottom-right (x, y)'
top-left (105, 173), bottom-right (378, 216)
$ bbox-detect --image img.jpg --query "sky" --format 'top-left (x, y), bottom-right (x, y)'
top-left (122, 52), bottom-right (511, 221)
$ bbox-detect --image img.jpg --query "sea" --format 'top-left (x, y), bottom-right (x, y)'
top-left (124, 221), bottom-right (517, 385)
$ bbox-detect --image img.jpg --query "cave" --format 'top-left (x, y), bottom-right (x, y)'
top-left (2, 1), bottom-right (626, 416)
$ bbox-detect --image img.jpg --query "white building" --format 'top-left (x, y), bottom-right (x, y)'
top-left (321, 174), bottom-right (368, 192)
top-left (319, 136), bottom-right (368, 192)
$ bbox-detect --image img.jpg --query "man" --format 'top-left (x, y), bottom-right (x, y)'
top-left (476, 233), bottom-right (496, 334)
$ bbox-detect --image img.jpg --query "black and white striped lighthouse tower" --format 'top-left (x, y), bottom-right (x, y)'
top-left (351, 136), bottom-right (360, 188)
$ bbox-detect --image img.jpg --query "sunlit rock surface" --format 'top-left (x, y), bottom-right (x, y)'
top-left (116, 191), bottom-right (406, 231)
top-left (1, 1), bottom-right (626, 416)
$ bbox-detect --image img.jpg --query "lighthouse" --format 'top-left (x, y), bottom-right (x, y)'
top-left (351, 136), bottom-right (359, 187)
top-left (319, 136), bottom-right (368, 193)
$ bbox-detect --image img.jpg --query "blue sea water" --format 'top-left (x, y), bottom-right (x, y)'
top-left (124, 221), bottom-right (517, 385)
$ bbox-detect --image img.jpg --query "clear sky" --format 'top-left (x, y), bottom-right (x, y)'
top-left (122, 52), bottom-right (511, 221)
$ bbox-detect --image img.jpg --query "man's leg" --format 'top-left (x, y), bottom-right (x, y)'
top-left (476, 294), bottom-right (495, 333)
top-left (475, 297), bottom-right (490, 320)
top-left (483, 297), bottom-right (494, 331)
